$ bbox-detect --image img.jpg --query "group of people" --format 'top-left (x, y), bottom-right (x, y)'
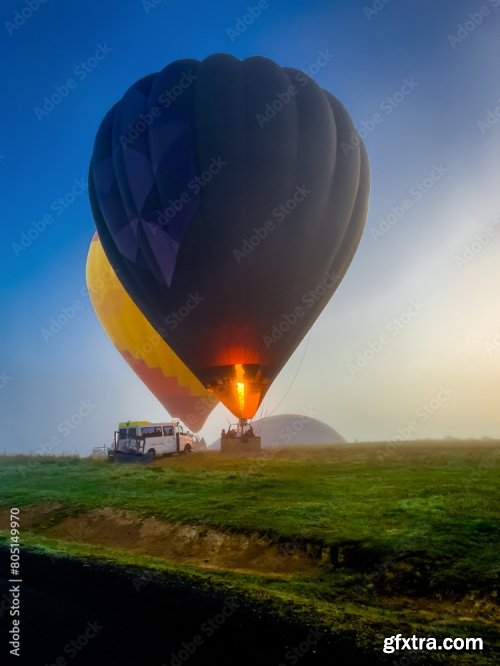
top-left (221, 424), bottom-right (255, 439)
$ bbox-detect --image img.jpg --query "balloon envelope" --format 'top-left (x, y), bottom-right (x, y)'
top-left (85, 233), bottom-right (217, 431)
top-left (89, 54), bottom-right (370, 419)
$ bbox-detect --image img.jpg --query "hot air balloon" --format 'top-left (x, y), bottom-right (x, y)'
top-left (85, 233), bottom-right (217, 431)
top-left (89, 54), bottom-right (370, 422)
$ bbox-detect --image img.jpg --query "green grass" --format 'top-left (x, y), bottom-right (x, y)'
top-left (0, 441), bottom-right (499, 664)
top-left (1, 442), bottom-right (498, 590)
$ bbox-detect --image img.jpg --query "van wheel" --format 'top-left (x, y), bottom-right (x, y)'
top-left (183, 444), bottom-right (192, 454)
top-left (147, 449), bottom-right (156, 460)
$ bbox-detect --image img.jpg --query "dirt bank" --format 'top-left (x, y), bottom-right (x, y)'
top-left (0, 505), bottom-right (325, 574)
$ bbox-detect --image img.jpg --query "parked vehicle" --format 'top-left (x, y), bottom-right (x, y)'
top-left (108, 420), bottom-right (200, 462)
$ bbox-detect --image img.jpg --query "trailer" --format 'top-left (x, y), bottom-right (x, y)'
top-left (91, 445), bottom-right (109, 459)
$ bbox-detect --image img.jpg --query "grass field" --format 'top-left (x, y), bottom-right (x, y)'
top-left (0, 441), bottom-right (499, 663)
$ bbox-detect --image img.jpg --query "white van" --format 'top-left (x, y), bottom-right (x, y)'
top-left (114, 420), bottom-right (196, 459)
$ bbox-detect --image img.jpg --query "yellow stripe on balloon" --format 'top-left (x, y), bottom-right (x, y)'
top-left (85, 233), bottom-right (217, 431)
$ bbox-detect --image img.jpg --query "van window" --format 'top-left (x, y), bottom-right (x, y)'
top-left (143, 426), bottom-right (163, 438)
top-left (163, 426), bottom-right (174, 436)
top-left (119, 428), bottom-right (127, 437)
top-left (128, 428), bottom-right (136, 438)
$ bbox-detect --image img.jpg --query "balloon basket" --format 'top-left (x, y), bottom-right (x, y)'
top-left (220, 435), bottom-right (261, 456)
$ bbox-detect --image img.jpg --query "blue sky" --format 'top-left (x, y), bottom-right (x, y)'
top-left (1, 0), bottom-right (500, 453)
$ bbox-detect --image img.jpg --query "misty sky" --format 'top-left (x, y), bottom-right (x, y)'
top-left (1, 0), bottom-right (500, 454)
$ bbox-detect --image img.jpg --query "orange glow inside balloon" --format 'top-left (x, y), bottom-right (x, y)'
top-left (205, 363), bottom-right (270, 420)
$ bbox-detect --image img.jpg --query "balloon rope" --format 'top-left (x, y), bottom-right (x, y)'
top-left (268, 331), bottom-right (312, 416)
top-left (254, 402), bottom-right (269, 436)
